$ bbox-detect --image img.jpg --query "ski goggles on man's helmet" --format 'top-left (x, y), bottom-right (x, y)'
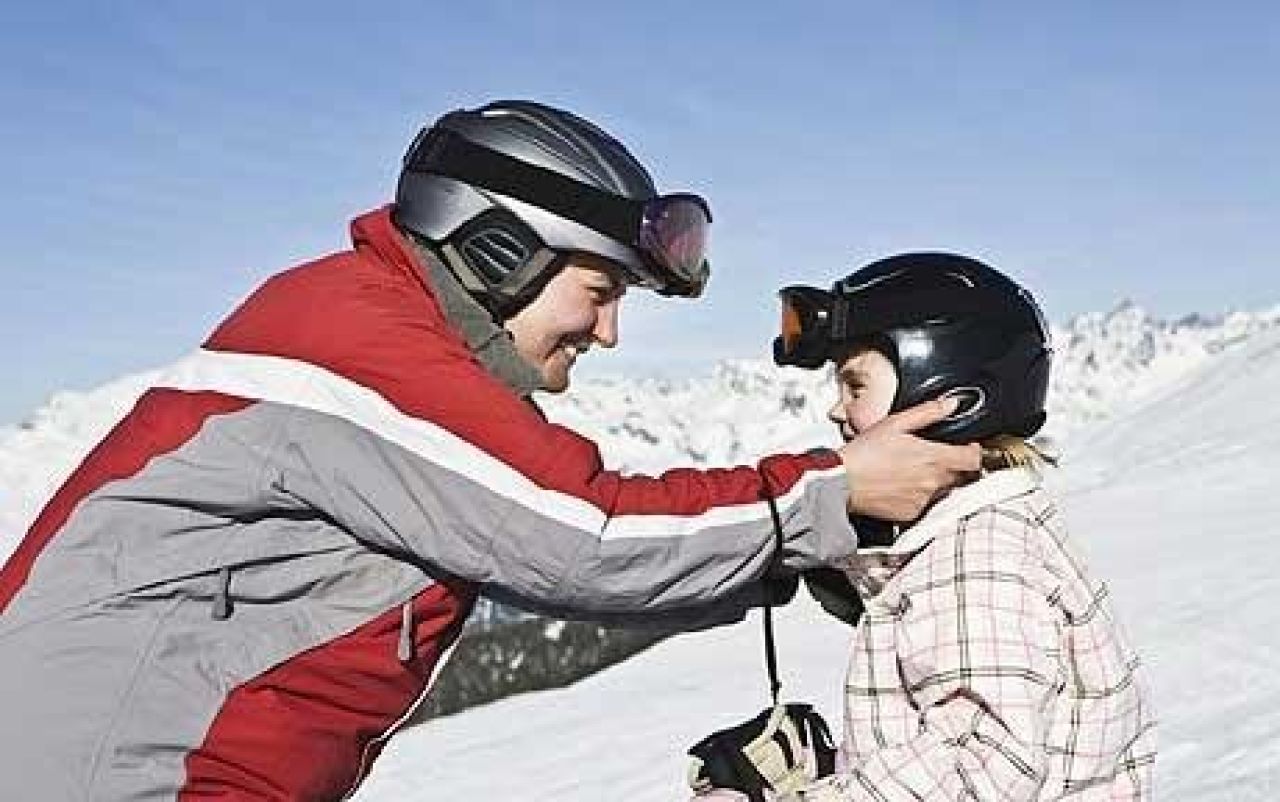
top-left (404, 128), bottom-right (711, 297)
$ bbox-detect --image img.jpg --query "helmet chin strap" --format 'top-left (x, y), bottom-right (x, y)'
top-left (850, 515), bottom-right (899, 547)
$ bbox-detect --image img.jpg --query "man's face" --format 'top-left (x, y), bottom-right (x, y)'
top-left (503, 254), bottom-right (627, 393)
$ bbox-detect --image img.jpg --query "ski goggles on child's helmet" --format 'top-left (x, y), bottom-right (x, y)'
top-left (404, 129), bottom-right (712, 297)
top-left (774, 281), bottom-right (954, 368)
top-left (774, 285), bottom-right (839, 369)
top-left (774, 275), bottom-right (1029, 369)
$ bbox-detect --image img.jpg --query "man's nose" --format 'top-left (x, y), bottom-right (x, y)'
top-left (593, 299), bottom-right (620, 348)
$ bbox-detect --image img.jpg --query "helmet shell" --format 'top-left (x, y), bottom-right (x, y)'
top-left (831, 253), bottom-right (1052, 443)
top-left (394, 100), bottom-right (657, 315)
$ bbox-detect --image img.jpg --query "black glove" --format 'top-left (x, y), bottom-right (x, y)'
top-left (802, 567), bottom-right (864, 628)
top-left (687, 703), bottom-right (837, 801)
top-left (762, 570), bottom-right (801, 607)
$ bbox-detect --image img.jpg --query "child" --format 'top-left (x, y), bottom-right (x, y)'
top-left (692, 253), bottom-right (1156, 800)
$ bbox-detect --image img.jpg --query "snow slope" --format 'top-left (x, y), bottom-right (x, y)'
top-left (350, 330), bottom-right (1280, 800)
top-left (2, 305), bottom-right (1279, 798)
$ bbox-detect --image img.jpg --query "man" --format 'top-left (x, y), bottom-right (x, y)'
top-left (0, 100), bottom-right (978, 800)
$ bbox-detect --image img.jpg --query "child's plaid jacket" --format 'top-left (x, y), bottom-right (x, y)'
top-left (802, 466), bottom-right (1156, 801)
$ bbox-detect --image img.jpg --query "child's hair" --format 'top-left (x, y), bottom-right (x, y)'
top-left (980, 434), bottom-right (1058, 472)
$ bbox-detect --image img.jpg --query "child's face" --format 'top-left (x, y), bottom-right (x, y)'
top-left (827, 345), bottom-right (899, 442)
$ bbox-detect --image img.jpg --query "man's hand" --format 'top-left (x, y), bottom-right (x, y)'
top-left (838, 398), bottom-right (981, 522)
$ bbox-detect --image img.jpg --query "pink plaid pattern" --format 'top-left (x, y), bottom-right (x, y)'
top-left (818, 482), bottom-right (1156, 800)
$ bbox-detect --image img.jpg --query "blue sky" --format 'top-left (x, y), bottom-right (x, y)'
top-left (2, 2), bottom-right (1277, 424)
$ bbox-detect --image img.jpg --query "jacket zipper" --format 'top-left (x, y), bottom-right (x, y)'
top-left (339, 603), bottom-right (463, 800)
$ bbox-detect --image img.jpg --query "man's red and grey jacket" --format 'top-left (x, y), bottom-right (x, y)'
top-left (0, 207), bottom-right (856, 801)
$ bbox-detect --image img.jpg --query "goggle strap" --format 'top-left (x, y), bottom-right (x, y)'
top-left (836, 287), bottom-right (1012, 339)
top-left (406, 128), bottom-right (641, 247)
top-left (830, 297), bottom-right (849, 341)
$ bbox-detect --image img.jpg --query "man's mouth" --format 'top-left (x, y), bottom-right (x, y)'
top-left (560, 341), bottom-right (590, 362)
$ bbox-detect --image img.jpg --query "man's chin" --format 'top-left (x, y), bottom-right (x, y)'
top-left (541, 369), bottom-right (571, 394)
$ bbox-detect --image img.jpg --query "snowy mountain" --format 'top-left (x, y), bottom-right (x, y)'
top-left (2, 301), bottom-right (1277, 550)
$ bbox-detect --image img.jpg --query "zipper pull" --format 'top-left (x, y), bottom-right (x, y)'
top-left (212, 567), bottom-right (233, 621)
top-left (397, 600), bottom-right (415, 663)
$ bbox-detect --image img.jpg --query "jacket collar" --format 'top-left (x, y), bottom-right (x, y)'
top-left (404, 235), bottom-right (545, 397)
top-left (882, 465), bottom-right (1042, 555)
top-left (350, 206), bottom-right (430, 292)
top-left (348, 206), bottom-right (544, 398)
top-left (839, 466), bottom-right (1043, 601)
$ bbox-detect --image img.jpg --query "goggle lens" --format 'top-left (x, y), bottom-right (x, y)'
top-left (780, 296), bottom-right (805, 355)
top-left (774, 286), bottom-right (835, 368)
top-left (639, 194), bottom-right (711, 297)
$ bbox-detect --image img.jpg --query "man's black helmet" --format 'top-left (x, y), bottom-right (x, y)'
top-left (394, 100), bottom-right (710, 317)
top-left (774, 252), bottom-right (1053, 443)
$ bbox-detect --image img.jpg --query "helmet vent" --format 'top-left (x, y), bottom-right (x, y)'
top-left (944, 270), bottom-right (977, 288)
top-left (461, 227), bottom-right (531, 284)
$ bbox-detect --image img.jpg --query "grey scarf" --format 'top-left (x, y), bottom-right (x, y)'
top-left (403, 233), bottom-right (545, 398)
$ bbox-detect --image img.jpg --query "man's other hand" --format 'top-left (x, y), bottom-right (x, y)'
top-left (837, 397), bottom-right (981, 522)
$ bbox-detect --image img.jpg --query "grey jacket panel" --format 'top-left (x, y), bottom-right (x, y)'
top-left (0, 403), bottom-right (437, 800)
top-left (271, 404), bottom-right (855, 618)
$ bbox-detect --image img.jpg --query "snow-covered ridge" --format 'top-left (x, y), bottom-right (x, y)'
top-left (2, 301), bottom-right (1278, 543)
top-left (0, 369), bottom-right (161, 540)
top-left (1046, 301), bottom-right (1280, 438)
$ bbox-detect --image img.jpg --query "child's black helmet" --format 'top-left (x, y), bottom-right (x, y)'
top-left (774, 252), bottom-right (1052, 443)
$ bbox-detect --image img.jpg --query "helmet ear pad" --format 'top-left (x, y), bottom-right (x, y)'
top-left (880, 322), bottom-right (1005, 445)
top-left (876, 320), bottom-right (1050, 444)
top-left (438, 207), bottom-right (564, 318)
